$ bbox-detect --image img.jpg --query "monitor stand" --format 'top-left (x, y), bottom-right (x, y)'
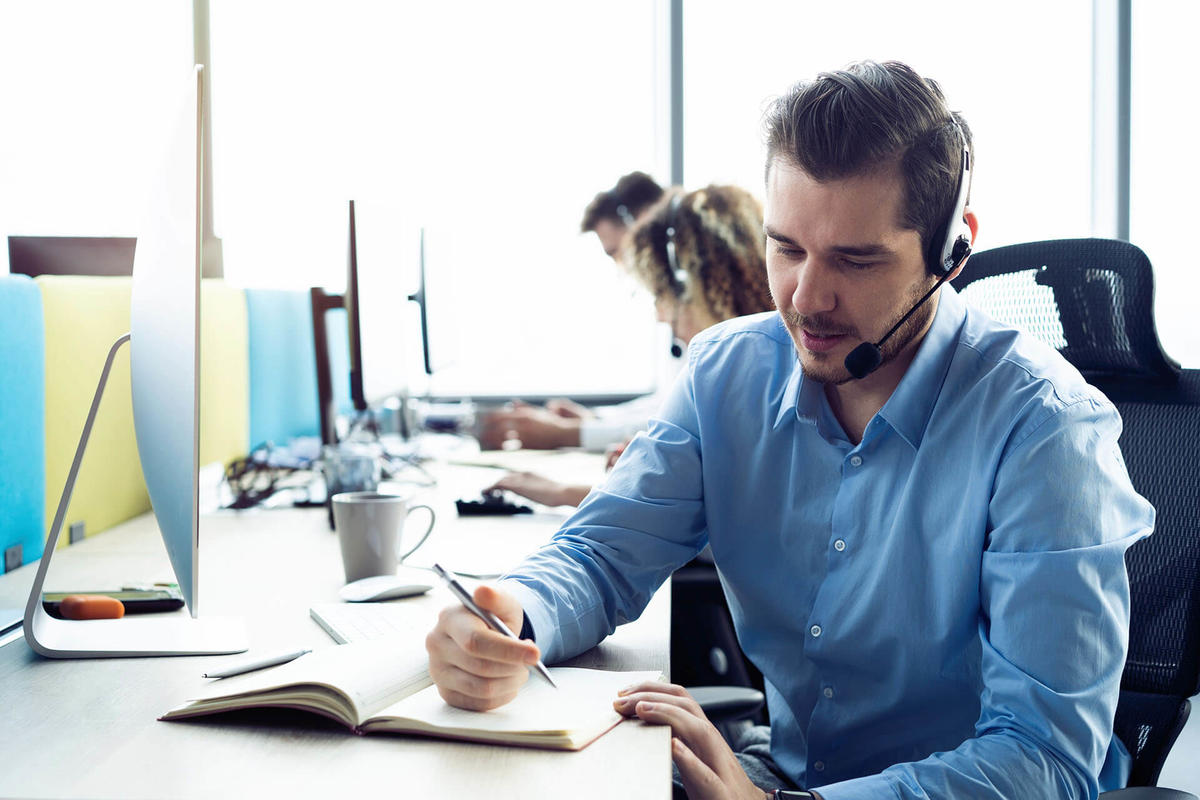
top-left (22, 334), bottom-right (247, 658)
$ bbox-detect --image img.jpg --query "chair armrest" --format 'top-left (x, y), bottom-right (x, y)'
top-left (1099, 788), bottom-right (1197, 800)
top-left (689, 685), bottom-right (765, 723)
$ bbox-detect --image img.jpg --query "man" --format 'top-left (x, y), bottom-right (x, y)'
top-left (427, 61), bottom-right (1154, 799)
top-left (477, 171), bottom-right (666, 452)
top-left (582, 170), bottom-right (666, 260)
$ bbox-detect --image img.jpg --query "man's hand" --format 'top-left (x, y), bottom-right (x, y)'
top-left (425, 584), bottom-right (541, 711)
top-left (477, 401), bottom-right (583, 450)
top-left (544, 397), bottom-right (596, 421)
top-left (486, 471), bottom-right (590, 507)
top-left (614, 681), bottom-right (770, 800)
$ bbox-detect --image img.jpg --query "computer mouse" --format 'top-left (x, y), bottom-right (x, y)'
top-left (339, 570), bottom-right (434, 603)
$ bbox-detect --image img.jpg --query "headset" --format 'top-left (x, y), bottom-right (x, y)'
top-left (844, 121), bottom-right (972, 379)
top-left (925, 121), bottom-right (973, 276)
top-left (663, 192), bottom-right (689, 358)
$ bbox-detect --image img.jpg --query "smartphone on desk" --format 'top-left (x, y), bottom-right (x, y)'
top-left (42, 587), bottom-right (185, 618)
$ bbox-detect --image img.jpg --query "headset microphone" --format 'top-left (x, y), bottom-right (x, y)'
top-left (843, 122), bottom-right (972, 380)
top-left (844, 272), bottom-right (954, 378)
top-left (670, 339), bottom-right (684, 358)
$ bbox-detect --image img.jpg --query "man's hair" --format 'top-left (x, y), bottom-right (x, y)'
top-left (626, 185), bottom-right (773, 321)
top-left (763, 60), bottom-right (972, 271)
top-left (580, 171), bottom-right (665, 233)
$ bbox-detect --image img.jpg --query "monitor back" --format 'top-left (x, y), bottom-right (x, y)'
top-left (129, 66), bottom-right (203, 615)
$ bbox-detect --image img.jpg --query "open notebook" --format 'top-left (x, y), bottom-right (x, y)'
top-left (161, 638), bottom-right (661, 751)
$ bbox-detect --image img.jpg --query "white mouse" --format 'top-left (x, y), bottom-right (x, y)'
top-left (339, 569), bottom-right (434, 603)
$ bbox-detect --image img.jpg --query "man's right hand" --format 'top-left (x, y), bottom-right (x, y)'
top-left (425, 584), bottom-right (542, 711)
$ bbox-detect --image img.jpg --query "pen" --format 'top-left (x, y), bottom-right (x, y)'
top-left (203, 648), bottom-right (311, 679)
top-left (431, 563), bottom-right (557, 689)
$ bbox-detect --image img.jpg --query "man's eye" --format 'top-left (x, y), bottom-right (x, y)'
top-left (841, 259), bottom-right (872, 270)
top-left (774, 245), bottom-right (802, 259)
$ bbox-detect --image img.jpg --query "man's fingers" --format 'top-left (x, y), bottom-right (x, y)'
top-left (612, 689), bottom-right (704, 720)
top-left (431, 632), bottom-right (531, 678)
top-left (472, 584), bottom-right (527, 633)
top-left (447, 616), bottom-right (539, 664)
top-left (629, 700), bottom-right (735, 776)
top-left (432, 665), bottom-right (527, 711)
top-left (617, 680), bottom-right (690, 698)
top-left (671, 738), bottom-right (726, 800)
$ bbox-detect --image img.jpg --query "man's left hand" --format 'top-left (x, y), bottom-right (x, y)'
top-left (614, 681), bottom-right (769, 800)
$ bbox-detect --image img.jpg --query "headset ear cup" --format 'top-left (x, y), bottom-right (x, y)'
top-left (927, 222), bottom-right (951, 273)
top-left (949, 237), bottom-right (972, 272)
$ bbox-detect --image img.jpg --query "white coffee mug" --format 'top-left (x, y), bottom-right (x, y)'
top-left (331, 492), bottom-right (436, 583)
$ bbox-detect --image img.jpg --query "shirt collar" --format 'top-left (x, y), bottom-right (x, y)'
top-left (875, 284), bottom-right (967, 449)
top-left (773, 286), bottom-right (968, 448)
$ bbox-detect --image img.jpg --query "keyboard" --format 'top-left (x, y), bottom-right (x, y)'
top-left (309, 602), bottom-right (430, 644)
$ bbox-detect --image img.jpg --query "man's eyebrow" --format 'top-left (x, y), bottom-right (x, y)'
top-left (831, 243), bottom-right (895, 258)
top-left (764, 227), bottom-right (896, 259)
top-left (763, 226), bottom-right (799, 246)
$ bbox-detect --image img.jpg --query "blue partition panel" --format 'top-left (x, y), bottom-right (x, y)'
top-left (0, 275), bottom-right (45, 571)
top-left (245, 289), bottom-right (321, 447)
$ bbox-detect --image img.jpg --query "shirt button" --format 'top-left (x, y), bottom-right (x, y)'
top-left (810, 624), bottom-right (822, 638)
top-left (833, 539), bottom-right (846, 552)
top-left (814, 761), bottom-right (826, 772)
top-left (849, 455), bottom-right (863, 467)
top-left (823, 687), bottom-right (834, 699)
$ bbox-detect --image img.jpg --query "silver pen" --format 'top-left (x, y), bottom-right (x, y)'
top-left (203, 648), bottom-right (311, 679)
top-left (432, 563), bottom-right (557, 689)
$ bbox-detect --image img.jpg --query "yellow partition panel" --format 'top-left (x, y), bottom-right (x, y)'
top-left (199, 281), bottom-right (249, 470)
top-left (40, 276), bottom-right (146, 547)
top-left (39, 277), bottom-right (249, 546)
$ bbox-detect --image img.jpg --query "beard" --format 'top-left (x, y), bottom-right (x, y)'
top-left (779, 275), bottom-right (940, 385)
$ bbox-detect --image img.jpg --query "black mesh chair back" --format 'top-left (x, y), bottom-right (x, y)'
top-left (952, 238), bottom-right (1200, 788)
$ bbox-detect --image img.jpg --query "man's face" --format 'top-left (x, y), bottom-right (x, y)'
top-left (592, 218), bottom-right (628, 262)
top-left (764, 158), bottom-right (938, 386)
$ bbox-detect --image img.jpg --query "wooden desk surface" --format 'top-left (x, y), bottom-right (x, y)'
top-left (0, 457), bottom-right (671, 799)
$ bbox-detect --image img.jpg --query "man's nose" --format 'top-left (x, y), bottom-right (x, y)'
top-left (791, 258), bottom-right (836, 316)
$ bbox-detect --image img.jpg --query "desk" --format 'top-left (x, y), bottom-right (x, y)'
top-left (0, 455), bottom-right (671, 798)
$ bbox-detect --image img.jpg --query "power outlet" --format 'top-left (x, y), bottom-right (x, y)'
top-left (68, 521), bottom-right (86, 545)
top-left (3, 544), bottom-right (21, 573)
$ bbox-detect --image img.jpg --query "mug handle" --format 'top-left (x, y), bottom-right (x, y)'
top-left (398, 504), bottom-right (436, 562)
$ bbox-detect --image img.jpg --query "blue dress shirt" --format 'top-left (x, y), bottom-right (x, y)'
top-left (502, 286), bottom-right (1154, 799)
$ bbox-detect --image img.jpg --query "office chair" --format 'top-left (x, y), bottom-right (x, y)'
top-left (953, 238), bottom-right (1200, 799)
top-left (672, 556), bottom-right (766, 730)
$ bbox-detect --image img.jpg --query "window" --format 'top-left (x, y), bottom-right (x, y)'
top-left (0, 2), bottom-right (192, 241)
top-left (683, 1), bottom-right (1094, 254)
top-left (1131, 1), bottom-right (1200, 367)
top-left (209, 1), bottom-right (669, 396)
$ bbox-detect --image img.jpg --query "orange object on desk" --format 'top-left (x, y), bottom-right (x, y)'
top-left (59, 594), bottom-right (125, 620)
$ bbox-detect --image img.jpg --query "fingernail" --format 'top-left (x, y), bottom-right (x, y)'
top-left (618, 684), bottom-right (635, 695)
top-left (638, 701), bottom-right (655, 711)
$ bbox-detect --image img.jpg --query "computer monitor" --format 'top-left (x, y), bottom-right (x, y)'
top-left (354, 204), bottom-right (410, 407)
top-left (7, 236), bottom-right (137, 277)
top-left (344, 200), bottom-right (367, 413)
top-left (22, 65), bottom-right (246, 658)
top-left (409, 228), bottom-right (432, 376)
top-left (313, 201), bottom-right (410, 446)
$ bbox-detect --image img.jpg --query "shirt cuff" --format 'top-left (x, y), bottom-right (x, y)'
top-left (581, 417), bottom-right (652, 452)
top-left (498, 578), bottom-right (561, 663)
top-left (809, 774), bottom-right (899, 800)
